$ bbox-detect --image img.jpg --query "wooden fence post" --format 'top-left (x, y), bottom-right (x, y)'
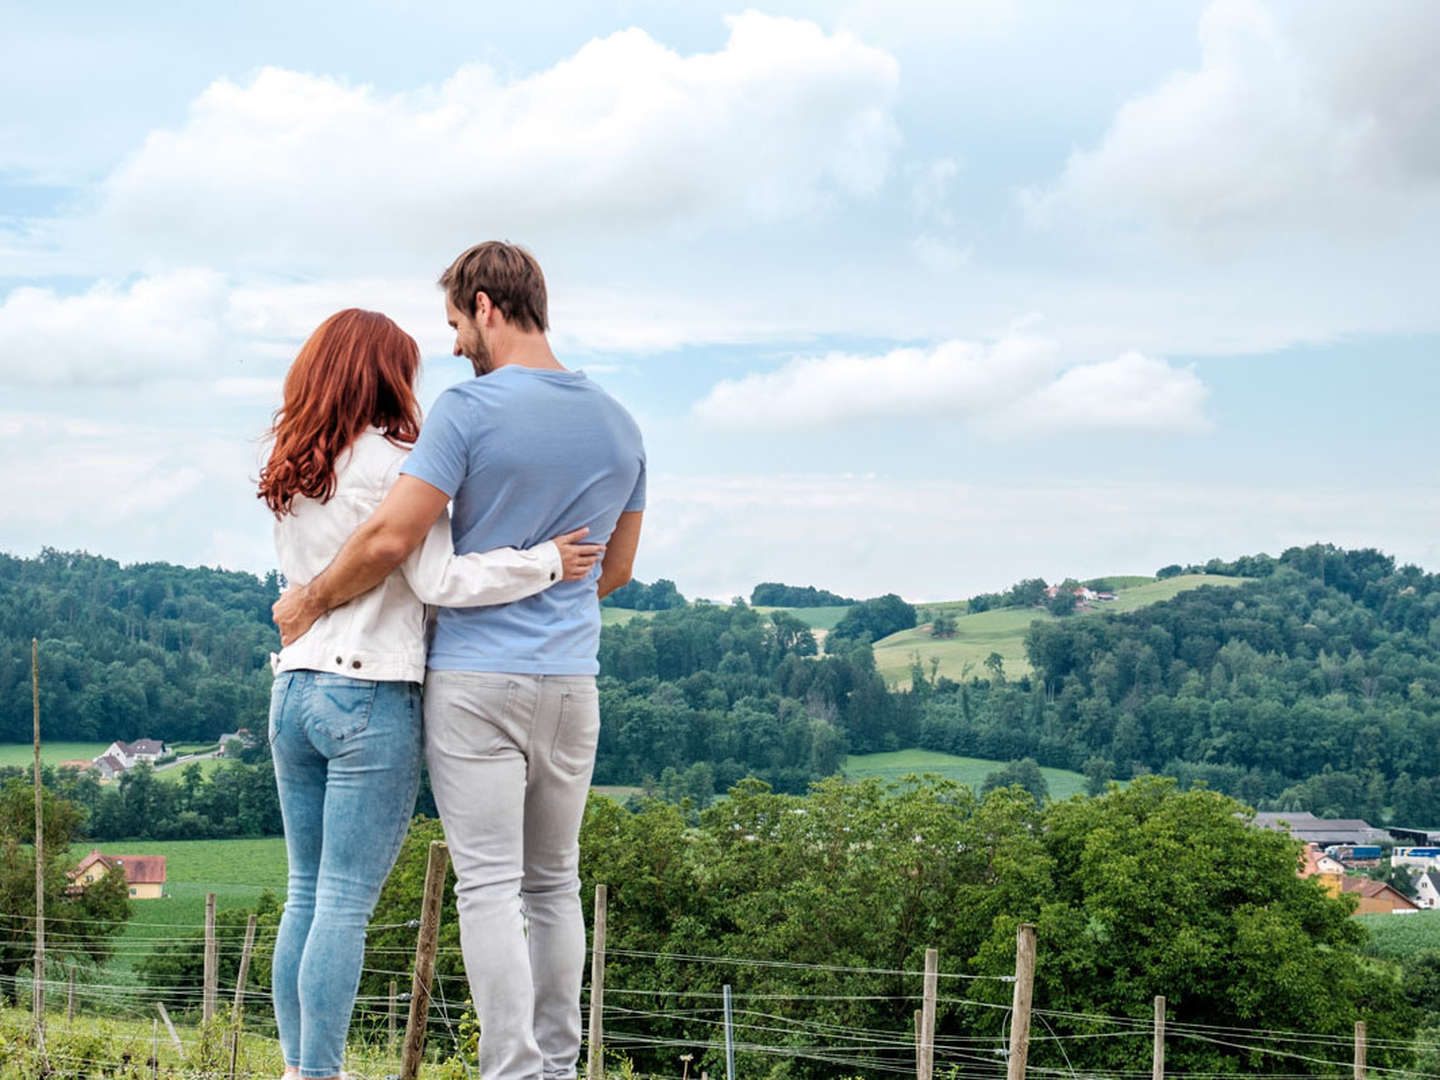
top-left (920, 949), bottom-right (938, 1080)
top-left (1152, 995), bottom-right (1165, 1080)
top-left (1007, 924), bottom-right (1037, 1080)
top-left (202, 892), bottom-right (218, 1023)
top-left (66, 965), bottom-right (76, 1024)
top-left (32, 638), bottom-right (47, 1062)
top-left (587, 884), bottom-right (608, 1080)
top-left (151, 1018), bottom-right (160, 1079)
top-left (914, 1008), bottom-right (924, 1080)
top-left (400, 840), bottom-right (449, 1080)
top-left (389, 979), bottom-right (399, 1055)
top-left (228, 913), bottom-right (258, 1080)
top-left (1355, 1020), bottom-right (1366, 1080)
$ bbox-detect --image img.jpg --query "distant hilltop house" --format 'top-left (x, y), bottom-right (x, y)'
top-left (1042, 585), bottom-right (1116, 605)
top-left (70, 850), bottom-right (167, 900)
top-left (1298, 843), bottom-right (1344, 878)
top-left (218, 728), bottom-right (259, 753)
top-left (92, 738), bottom-right (168, 780)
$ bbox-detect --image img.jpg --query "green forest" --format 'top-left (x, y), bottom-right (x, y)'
top-left (5, 542), bottom-right (1440, 836)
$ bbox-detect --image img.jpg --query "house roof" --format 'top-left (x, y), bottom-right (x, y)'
top-left (70, 850), bottom-right (167, 885)
top-left (96, 753), bottom-right (126, 773)
top-left (1339, 876), bottom-right (1418, 910)
top-left (1252, 811), bottom-right (1388, 845)
top-left (121, 739), bottom-right (166, 756)
top-left (1423, 870), bottom-right (1440, 891)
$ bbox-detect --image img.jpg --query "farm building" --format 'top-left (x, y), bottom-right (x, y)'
top-left (70, 850), bottom-right (167, 900)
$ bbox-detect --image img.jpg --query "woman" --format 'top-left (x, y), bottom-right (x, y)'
top-left (257, 308), bottom-right (601, 1080)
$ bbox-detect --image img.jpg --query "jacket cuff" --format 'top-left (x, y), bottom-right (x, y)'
top-left (537, 540), bottom-right (564, 585)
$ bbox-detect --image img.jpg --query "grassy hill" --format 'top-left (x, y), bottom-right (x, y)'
top-left (0, 741), bottom-right (110, 768)
top-left (874, 574), bottom-right (1249, 686)
top-left (844, 749), bottom-right (1089, 800)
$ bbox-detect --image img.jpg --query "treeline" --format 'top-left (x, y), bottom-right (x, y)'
top-left (12, 755), bottom-right (284, 841)
top-left (916, 545), bottom-right (1440, 823)
top-left (600, 577), bottom-right (686, 611)
top-left (0, 549), bottom-right (275, 744)
top-left (595, 602), bottom-right (913, 792)
top-left (749, 581), bottom-right (855, 607)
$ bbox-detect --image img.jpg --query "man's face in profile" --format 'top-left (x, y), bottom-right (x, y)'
top-left (446, 296), bottom-right (493, 376)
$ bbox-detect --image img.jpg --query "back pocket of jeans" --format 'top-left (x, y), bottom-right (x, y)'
top-left (550, 686), bottom-right (600, 776)
top-left (308, 674), bottom-right (378, 740)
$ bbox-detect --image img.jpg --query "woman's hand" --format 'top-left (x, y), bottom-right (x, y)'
top-left (551, 527), bottom-right (606, 582)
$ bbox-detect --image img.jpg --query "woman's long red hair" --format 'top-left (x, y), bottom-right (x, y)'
top-left (258, 309), bottom-right (422, 515)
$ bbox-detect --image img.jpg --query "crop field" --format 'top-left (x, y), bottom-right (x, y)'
top-left (1357, 909), bottom-right (1440, 958)
top-left (844, 749), bottom-right (1089, 801)
top-left (73, 837), bottom-right (289, 977)
top-left (873, 574), bottom-right (1248, 686)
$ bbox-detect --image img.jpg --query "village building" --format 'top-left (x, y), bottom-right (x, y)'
top-left (1413, 870), bottom-right (1440, 910)
top-left (70, 850), bottom-right (167, 900)
top-left (91, 738), bottom-right (169, 779)
top-left (1333, 876), bottom-right (1420, 915)
top-left (1252, 811), bottom-right (1390, 848)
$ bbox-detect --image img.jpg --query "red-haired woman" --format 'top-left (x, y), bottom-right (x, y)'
top-left (257, 309), bottom-right (600, 1080)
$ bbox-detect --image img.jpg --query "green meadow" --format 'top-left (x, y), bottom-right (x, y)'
top-left (844, 748), bottom-right (1090, 800)
top-left (0, 742), bottom-right (110, 768)
top-left (874, 574), bottom-right (1248, 686)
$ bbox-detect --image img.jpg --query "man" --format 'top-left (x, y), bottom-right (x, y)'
top-left (272, 241), bottom-right (645, 1080)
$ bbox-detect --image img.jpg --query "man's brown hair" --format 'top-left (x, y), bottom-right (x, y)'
top-left (438, 241), bottom-right (549, 333)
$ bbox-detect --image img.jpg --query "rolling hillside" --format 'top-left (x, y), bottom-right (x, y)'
top-left (873, 573), bottom-right (1248, 686)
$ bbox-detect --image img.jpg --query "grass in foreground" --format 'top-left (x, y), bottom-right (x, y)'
top-left (844, 749), bottom-right (1089, 801)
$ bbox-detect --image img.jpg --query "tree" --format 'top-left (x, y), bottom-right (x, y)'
top-left (1046, 588), bottom-right (1078, 616)
top-left (931, 614), bottom-right (958, 639)
top-left (981, 758), bottom-right (1050, 805)
top-left (750, 583), bottom-right (856, 607)
top-left (983, 652), bottom-right (1006, 682)
top-left (0, 779), bottom-right (130, 999)
top-left (829, 594), bottom-right (917, 646)
top-left (1157, 564), bottom-right (1184, 579)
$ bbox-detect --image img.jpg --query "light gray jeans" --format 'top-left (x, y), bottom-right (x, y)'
top-left (423, 670), bottom-right (600, 1080)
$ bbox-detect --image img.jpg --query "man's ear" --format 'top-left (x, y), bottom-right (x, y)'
top-left (473, 290), bottom-right (491, 323)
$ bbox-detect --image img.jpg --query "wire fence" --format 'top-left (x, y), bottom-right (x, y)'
top-left (4, 916), bottom-right (1438, 1080)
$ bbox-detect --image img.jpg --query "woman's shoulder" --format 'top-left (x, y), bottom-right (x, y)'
top-left (343, 429), bottom-right (412, 491)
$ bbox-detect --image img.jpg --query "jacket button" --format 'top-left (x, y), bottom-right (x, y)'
top-left (550, 572), bottom-right (557, 581)
top-left (352, 660), bottom-right (362, 669)
top-left (335, 656), bottom-right (343, 664)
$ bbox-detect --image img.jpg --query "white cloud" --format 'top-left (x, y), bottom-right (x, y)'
top-left (64, 13), bottom-right (899, 275)
top-left (1023, 0), bottom-right (1440, 238)
top-left (691, 337), bottom-right (1208, 434)
top-left (0, 270), bottom-right (230, 384)
top-left (998, 352), bottom-right (1210, 434)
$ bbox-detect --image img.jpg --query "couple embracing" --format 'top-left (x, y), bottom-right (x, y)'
top-left (260, 242), bottom-right (645, 1080)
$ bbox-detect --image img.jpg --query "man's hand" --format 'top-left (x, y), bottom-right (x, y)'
top-left (273, 584), bottom-right (325, 646)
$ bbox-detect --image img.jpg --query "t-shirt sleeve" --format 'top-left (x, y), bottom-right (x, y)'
top-left (624, 451), bottom-right (647, 512)
top-left (400, 388), bottom-right (472, 497)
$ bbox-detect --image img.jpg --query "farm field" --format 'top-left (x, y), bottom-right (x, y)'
top-left (754, 605), bottom-right (852, 631)
top-left (72, 837), bottom-right (289, 977)
top-left (844, 749), bottom-right (1090, 801)
top-left (873, 574), bottom-right (1248, 686)
top-left (600, 606), bottom-right (659, 626)
top-left (0, 741), bottom-right (109, 768)
top-left (1357, 910), bottom-right (1440, 958)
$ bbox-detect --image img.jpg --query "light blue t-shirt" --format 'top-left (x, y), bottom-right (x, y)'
top-left (400, 365), bottom-right (645, 675)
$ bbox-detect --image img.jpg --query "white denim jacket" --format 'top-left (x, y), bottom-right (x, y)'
top-left (270, 428), bottom-right (562, 683)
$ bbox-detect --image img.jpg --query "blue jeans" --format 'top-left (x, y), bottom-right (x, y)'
top-left (269, 670), bottom-right (422, 1078)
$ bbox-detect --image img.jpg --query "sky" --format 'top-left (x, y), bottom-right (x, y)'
top-left (2, 0), bottom-right (1438, 601)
